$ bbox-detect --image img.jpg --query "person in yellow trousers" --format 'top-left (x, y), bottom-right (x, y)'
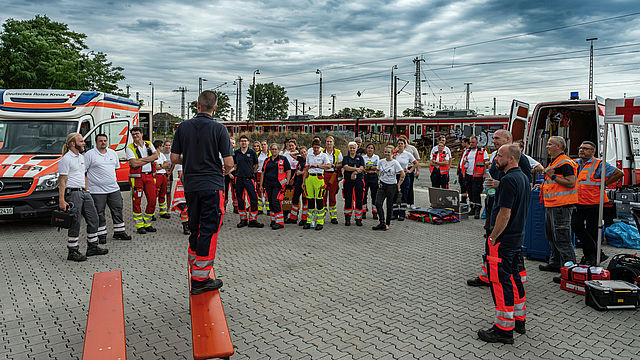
top-left (303, 139), bottom-right (332, 230)
top-left (125, 127), bottom-right (159, 234)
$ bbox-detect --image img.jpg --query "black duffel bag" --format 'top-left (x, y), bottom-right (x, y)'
top-left (607, 253), bottom-right (640, 286)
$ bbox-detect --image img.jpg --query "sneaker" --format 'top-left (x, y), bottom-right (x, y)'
top-left (345, 218), bottom-right (351, 226)
top-left (248, 221), bottom-right (264, 228)
top-left (467, 277), bottom-right (490, 287)
top-left (98, 235), bottom-right (107, 245)
top-left (151, 215), bottom-right (157, 221)
top-left (515, 323), bottom-right (526, 335)
top-left (67, 248), bottom-right (87, 262)
top-left (113, 232), bottom-right (132, 240)
top-left (477, 328), bottom-right (514, 344)
top-left (331, 218), bottom-right (338, 224)
top-left (284, 218), bottom-right (297, 224)
top-left (355, 219), bottom-right (362, 227)
top-left (190, 278), bottom-right (223, 295)
top-left (538, 264), bottom-right (561, 273)
top-left (298, 219), bottom-right (306, 226)
top-left (372, 223), bottom-right (386, 231)
top-left (136, 228), bottom-right (147, 234)
top-left (303, 223), bottom-right (311, 229)
top-left (86, 243), bottom-right (109, 257)
top-left (271, 223), bottom-right (284, 230)
top-left (160, 213), bottom-right (171, 219)
top-left (315, 224), bottom-right (323, 231)
top-left (237, 220), bottom-right (248, 228)
top-left (552, 276), bottom-right (561, 284)
top-left (145, 226), bottom-right (157, 233)
top-left (182, 222), bottom-right (190, 235)
top-left (372, 213), bottom-right (378, 220)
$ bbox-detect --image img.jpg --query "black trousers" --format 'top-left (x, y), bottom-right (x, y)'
top-left (235, 177), bottom-right (259, 212)
top-left (430, 168), bottom-right (450, 189)
top-left (376, 183), bottom-right (398, 225)
top-left (363, 177), bottom-right (378, 213)
top-left (265, 186), bottom-right (283, 215)
top-left (185, 189), bottom-right (223, 261)
top-left (571, 205), bottom-right (599, 260)
top-left (343, 179), bottom-right (364, 218)
top-left (458, 171), bottom-right (468, 194)
top-left (408, 172), bottom-right (415, 205)
top-left (466, 176), bottom-right (484, 210)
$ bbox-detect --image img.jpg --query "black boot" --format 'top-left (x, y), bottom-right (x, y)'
top-left (190, 278), bottom-right (223, 295)
top-left (182, 222), bottom-right (190, 235)
top-left (160, 213), bottom-right (171, 219)
top-left (345, 216), bottom-right (351, 226)
top-left (86, 242), bottom-right (108, 257)
top-left (362, 212), bottom-right (367, 219)
top-left (67, 247), bottom-right (87, 262)
top-left (237, 220), bottom-right (248, 228)
top-left (355, 219), bottom-right (362, 227)
top-left (98, 235), bottom-right (107, 245)
top-left (113, 232), bottom-right (132, 240)
top-left (372, 213), bottom-right (378, 220)
top-left (478, 328), bottom-right (514, 344)
top-left (248, 221), bottom-right (264, 228)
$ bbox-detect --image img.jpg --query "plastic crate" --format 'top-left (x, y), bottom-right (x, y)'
top-left (522, 190), bottom-right (551, 261)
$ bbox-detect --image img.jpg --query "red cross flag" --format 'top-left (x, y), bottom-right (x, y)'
top-left (605, 97), bottom-right (640, 124)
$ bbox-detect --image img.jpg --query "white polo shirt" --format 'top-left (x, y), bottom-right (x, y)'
top-left (394, 150), bottom-right (416, 170)
top-left (257, 152), bottom-right (268, 173)
top-left (125, 142), bottom-right (156, 173)
top-left (306, 152), bottom-right (331, 174)
top-left (431, 145), bottom-right (452, 157)
top-left (84, 148), bottom-right (120, 194)
top-left (58, 151), bottom-right (86, 189)
top-left (156, 152), bottom-right (167, 174)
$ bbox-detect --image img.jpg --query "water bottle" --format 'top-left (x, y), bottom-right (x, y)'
top-left (485, 169), bottom-right (496, 196)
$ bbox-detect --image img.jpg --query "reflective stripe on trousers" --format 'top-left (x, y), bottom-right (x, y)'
top-left (133, 212), bottom-right (144, 229)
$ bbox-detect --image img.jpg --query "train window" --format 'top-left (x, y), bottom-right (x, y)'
top-left (417, 125), bottom-right (422, 135)
top-left (409, 125), bottom-right (415, 135)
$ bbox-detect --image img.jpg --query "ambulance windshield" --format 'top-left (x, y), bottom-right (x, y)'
top-left (0, 120), bottom-right (78, 154)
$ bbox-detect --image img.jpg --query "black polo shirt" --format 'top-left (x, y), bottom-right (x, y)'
top-left (262, 155), bottom-right (291, 188)
top-left (234, 148), bottom-right (258, 178)
top-left (489, 152), bottom-right (532, 183)
top-left (343, 154), bottom-right (365, 181)
top-left (490, 167), bottom-right (531, 249)
top-left (171, 113), bottom-right (232, 191)
top-left (294, 155), bottom-right (306, 186)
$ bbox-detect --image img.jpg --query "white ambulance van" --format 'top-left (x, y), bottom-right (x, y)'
top-left (0, 89), bottom-right (138, 219)
top-left (509, 95), bottom-right (640, 185)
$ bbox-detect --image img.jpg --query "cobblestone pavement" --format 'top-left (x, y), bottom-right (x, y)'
top-left (1, 187), bottom-right (639, 360)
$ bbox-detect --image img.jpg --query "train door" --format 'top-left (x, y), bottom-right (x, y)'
top-left (409, 124), bottom-right (416, 142)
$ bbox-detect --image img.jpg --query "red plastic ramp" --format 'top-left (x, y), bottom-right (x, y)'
top-left (188, 266), bottom-right (234, 359)
top-left (82, 270), bottom-right (126, 360)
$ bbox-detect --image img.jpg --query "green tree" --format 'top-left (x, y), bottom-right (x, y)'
top-left (247, 82), bottom-right (289, 121)
top-left (336, 107), bottom-right (383, 118)
top-left (0, 15), bottom-right (125, 93)
top-left (373, 110), bottom-right (385, 118)
top-left (188, 90), bottom-right (231, 120)
top-left (402, 108), bottom-right (425, 117)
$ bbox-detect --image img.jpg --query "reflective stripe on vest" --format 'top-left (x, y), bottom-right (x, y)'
top-left (576, 157), bottom-right (609, 205)
top-left (127, 141), bottom-right (156, 177)
top-left (264, 156), bottom-right (288, 186)
top-left (471, 149), bottom-right (486, 177)
top-left (429, 151), bottom-right (449, 173)
top-left (541, 154), bottom-right (578, 207)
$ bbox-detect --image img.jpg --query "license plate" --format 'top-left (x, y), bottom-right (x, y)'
top-left (0, 207), bottom-right (14, 215)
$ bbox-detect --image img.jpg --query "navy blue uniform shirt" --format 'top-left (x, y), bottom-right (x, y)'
top-left (262, 155), bottom-right (291, 188)
top-left (490, 166), bottom-right (531, 249)
top-left (343, 153), bottom-right (365, 181)
top-left (234, 148), bottom-right (258, 178)
top-left (171, 113), bottom-right (232, 191)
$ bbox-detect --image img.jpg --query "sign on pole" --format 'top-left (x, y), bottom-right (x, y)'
top-left (605, 97), bottom-right (640, 125)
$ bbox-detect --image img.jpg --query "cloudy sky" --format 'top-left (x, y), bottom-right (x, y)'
top-left (2, 0), bottom-right (640, 119)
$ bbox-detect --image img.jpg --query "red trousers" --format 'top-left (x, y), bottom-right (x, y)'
top-left (323, 171), bottom-right (339, 207)
top-left (155, 174), bottom-right (168, 214)
top-left (132, 173), bottom-right (156, 214)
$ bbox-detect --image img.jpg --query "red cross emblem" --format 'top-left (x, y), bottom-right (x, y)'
top-left (616, 98), bottom-right (640, 123)
top-left (67, 93), bottom-right (76, 98)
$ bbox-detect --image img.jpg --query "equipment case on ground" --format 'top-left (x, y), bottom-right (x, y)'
top-left (584, 280), bottom-right (639, 311)
top-left (560, 265), bottom-right (610, 295)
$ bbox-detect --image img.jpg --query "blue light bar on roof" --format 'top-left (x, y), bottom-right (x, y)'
top-left (570, 92), bottom-right (579, 100)
top-left (0, 89), bottom-right (5, 105)
top-left (72, 91), bottom-right (100, 106)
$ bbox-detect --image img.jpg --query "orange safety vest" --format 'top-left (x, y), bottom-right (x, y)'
top-left (542, 154), bottom-right (578, 207)
top-left (576, 157), bottom-right (609, 205)
top-left (127, 141), bottom-right (156, 177)
top-left (263, 156), bottom-right (288, 187)
top-left (171, 178), bottom-right (186, 211)
top-left (463, 148), bottom-right (486, 177)
top-left (429, 151), bottom-right (450, 173)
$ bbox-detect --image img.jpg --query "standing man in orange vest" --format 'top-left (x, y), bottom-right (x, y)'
top-left (430, 142), bottom-right (450, 188)
top-left (571, 141), bottom-right (623, 265)
top-left (126, 127), bottom-right (159, 234)
top-left (462, 136), bottom-right (489, 219)
top-left (538, 136), bottom-right (578, 274)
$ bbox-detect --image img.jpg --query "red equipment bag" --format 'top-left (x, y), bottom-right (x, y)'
top-left (560, 265), bottom-right (610, 295)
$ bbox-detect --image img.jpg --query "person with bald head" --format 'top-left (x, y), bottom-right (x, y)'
top-left (537, 136), bottom-right (578, 277)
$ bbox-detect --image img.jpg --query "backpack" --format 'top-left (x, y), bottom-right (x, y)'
top-left (607, 253), bottom-right (640, 286)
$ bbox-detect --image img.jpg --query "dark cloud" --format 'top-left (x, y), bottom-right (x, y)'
top-left (273, 39), bottom-right (289, 44)
top-left (125, 19), bottom-right (175, 32)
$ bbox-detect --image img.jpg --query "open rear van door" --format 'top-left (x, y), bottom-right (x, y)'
top-left (628, 125), bottom-right (640, 184)
top-left (509, 100), bottom-right (529, 143)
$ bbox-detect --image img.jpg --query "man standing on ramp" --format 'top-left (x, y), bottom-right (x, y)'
top-left (171, 90), bottom-right (234, 295)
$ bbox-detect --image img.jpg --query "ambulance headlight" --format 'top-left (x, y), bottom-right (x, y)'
top-left (35, 173), bottom-right (59, 191)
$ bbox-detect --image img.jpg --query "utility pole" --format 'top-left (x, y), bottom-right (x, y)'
top-left (173, 87), bottom-right (188, 120)
top-left (251, 70), bottom-right (260, 129)
top-left (464, 83), bottom-right (472, 110)
top-left (126, 85), bottom-right (130, 97)
top-left (136, 92), bottom-right (140, 102)
top-left (237, 77), bottom-right (242, 122)
top-left (413, 56), bottom-right (425, 112)
top-left (198, 77), bottom-right (207, 95)
top-left (295, 99), bottom-right (298, 116)
top-left (331, 94), bottom-right (336, 115)
top-left (439, 96), bottom-right (442, 110)
top-left (149, 82), bottom-right (154, 115)
top-left (302, 102), bottom-right (306, 115)
top-left (493, 97), bottom-right (496, 115)
top-left (587, 37), bottom-right (598, 99)
top-left (160, 101), bottom-right (164, 113)
top-left (316, 69), bottom-right (322, 118)
top-left (393, 76), bottom-right (398, 141)
top-left (390, 65), bottom-right (398, 118)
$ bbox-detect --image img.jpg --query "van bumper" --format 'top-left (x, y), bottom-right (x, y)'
top-left (0, 190), bottom-right (59, 219)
